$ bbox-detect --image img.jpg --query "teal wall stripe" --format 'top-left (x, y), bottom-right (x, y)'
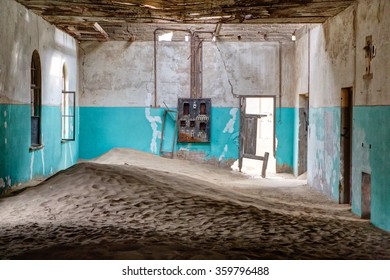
top-left (308, 105), bottom-right (390, 231)
top-left (308, 107), bottom-right (340, 201)
top-left (352, 106), bottom-right (390, 231)
top-left (275, 107), bottom-right (295, 171)
top-left (0, 104), bottom-right (78, 191)
top-left (79, 107), bottom-right (240, 162)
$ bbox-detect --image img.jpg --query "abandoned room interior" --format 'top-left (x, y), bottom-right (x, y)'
top-left (1, 0), bottom-right (390, 260)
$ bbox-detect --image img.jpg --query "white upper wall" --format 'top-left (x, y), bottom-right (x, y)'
top-left (280, 41), bottom-right (297, 108)
top-left (294, 27), bottom-right (310, 96)
top-left (80, 40), bottom-right (296, 108)
top-left (298, 0), bottom-right (390, 108)
top-left (0, 0), bottom-right (78, 106)
top-left (355, 0), bottom-right (390, 106)
top-left (79, 41), bottom-right (192, 108)
top-left (80, 41), bottom-right (156, 107)
top-left (307, 5), bottom-right (355, 108)
top-left (203, 42), bottom-right (280, 98)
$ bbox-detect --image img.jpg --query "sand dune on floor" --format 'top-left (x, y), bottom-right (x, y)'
top-left (1, 149), bottom-right (390, 260)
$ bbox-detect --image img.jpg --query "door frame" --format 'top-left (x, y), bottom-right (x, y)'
top-left (238, 95), bottom-right (276, 177)
top-left (339, 87), bottom-right (353, 204)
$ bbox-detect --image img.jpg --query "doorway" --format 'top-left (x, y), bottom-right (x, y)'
top-left (298, 94), bottom-right (309, 176)
top-left (234, 96), bottom-right (276, 177)
top-left (339, 87), bottom-right (353, 204)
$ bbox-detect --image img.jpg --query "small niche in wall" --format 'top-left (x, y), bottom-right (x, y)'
top-left (361, 172), bottom-right (371, 220)
top-left (199, 122), bottom-right (206, 131)
top-left (183, 103), bottom-right (190, 116)
top-left (200, 102), bottom-right (206, 115)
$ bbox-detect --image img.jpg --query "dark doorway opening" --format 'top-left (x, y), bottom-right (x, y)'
top-left (298, 94), bottom-right (309, 176)
top-left (339, 87), bottom-right (353, 204)
top-left (361, 172), bottom-right (371, 219)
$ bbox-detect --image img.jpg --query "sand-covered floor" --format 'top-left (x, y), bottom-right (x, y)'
top-left (1, 149), bottom-right (390, 260)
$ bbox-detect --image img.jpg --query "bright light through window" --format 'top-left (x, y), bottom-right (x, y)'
top-left (158, 32), bottom-right (173, 42)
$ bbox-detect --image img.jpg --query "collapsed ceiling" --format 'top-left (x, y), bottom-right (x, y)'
top-left (15, 0), bottom-right (356, 41)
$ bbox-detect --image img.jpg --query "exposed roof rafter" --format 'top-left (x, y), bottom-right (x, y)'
top-left (14, 0), bottom-right (356, 41)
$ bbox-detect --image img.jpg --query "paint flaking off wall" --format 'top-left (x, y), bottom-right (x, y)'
top-left (41, 149), bottom-right (45, 174)
top-left (145, 93), bottom-right (162, 154)
top-left (6, 176), bottom-right (11, 187)
top-left (30, 152), bottom-right (34, 180)
top-left (219, 144), bottom-right (228, 161)
top-left (223, 108), bottom-right (238, 133)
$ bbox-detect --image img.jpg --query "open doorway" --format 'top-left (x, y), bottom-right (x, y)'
top-left (232, 96), bottom-right (276, 177)
top-left (298, 94), bottom-right (309, 176)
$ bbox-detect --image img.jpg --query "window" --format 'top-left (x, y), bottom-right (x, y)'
top-left (61, 64), bottom-right (75, 141)
top-left (30, 50), bottom-right (42, 148)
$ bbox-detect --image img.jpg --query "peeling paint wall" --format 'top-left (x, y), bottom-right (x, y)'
top-left (0, 0), bottom-right (79, 191)
top-left (203, 42), bottom-right (280, 98)
top-left (79, 40), bottom-right (296, 168)
top-left (303, 0), bottom-right (390, 231)
top-left (352, 0), bottom-right (390, 230)
top-left (301, 4), bottom-right (355, 200)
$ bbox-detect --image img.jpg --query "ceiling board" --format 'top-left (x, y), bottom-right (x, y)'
top-left (14, 0), bottom-right (356, 41)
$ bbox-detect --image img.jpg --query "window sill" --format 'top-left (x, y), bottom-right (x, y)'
top-left (29, 144), bottom-right (44, 152)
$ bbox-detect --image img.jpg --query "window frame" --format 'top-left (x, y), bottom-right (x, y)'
top-left (30, 50), bottom-right (43, 151)
top-left (61, 90), bottom-right (76, 142)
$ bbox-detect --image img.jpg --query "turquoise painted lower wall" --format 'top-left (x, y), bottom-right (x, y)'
top-left (352, 106), bottom-right (390, 231)
top-left (293, 107), bottom-right (300, 176)
top-left (79, 106), bottom-right (240, 163)
top-left (307, 107), bottom-right (340, 201)
top-left (303, 105), bottom-right (390, 232)
top-left (0, 104), bottom-right (79, 192)
top-left (275, 107), bottom-right (295, 172)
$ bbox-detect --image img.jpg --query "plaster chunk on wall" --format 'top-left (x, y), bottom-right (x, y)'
top-left (219, 108), bottom-right (239, 162)
top-left (41, 149), bottom-right (45, 174)
top-left (219, 144), bottom-right (228, 161)
top-left (30, 152), bottom-right (34, 180)
top-left (6, 176), bottom-right (11, 187)
top-left (1, 176), bottom-right (12, 188)
top-left (145, 93), bottom-right (162, 154)
top-left (223, 108), bottom-right (238, 133)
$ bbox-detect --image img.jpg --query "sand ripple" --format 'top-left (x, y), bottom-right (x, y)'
top-left (1, 149), bottom-right (390, 259)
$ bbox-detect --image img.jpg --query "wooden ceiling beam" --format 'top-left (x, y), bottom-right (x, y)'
top-left (14, 0), bottom-right (356, 41)
top-left (92, 22), bottom-right (109, 40)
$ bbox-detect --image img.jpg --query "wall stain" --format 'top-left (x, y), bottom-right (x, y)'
top-left (377, 0), bottom-right (385, 23)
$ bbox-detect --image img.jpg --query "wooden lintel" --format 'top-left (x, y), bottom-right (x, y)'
top-left (92, 22), bottom-right (109, 40)
top-left (66, 26), bottom-right (81, 37)
top-left (214, 22), bottom-right (222, 36)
